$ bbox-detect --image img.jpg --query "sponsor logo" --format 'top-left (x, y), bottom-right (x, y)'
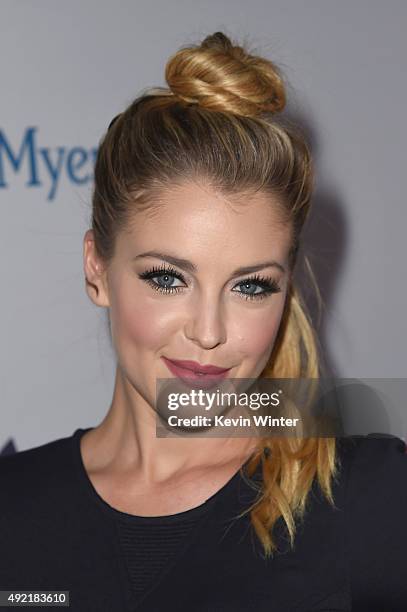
top-left (0, 127), bottom-right (98, 201)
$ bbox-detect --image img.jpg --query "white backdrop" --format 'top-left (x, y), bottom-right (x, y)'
top-left (1, 0), bottom-right (406, 453)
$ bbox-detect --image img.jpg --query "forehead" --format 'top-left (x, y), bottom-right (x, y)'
top-left (119, 180), bottom-right (292, 261)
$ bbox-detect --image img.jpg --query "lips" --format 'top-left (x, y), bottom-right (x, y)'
top-left (161, 356), bottom-right (231, 388)
top-left (163, 358), bottom-right (231, 375)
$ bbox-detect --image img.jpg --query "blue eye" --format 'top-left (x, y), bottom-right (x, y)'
top-left (232, 275), bottom-right (282, 301)
top-left (139, 265), bottom-right (186, 294)
top-left (138, 266), bottom-right (282, 301)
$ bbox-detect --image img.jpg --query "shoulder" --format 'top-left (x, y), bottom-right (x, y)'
top-left (335, 433), bottom-right (407, 524)
top-left (335, 430), bottom-right (406, 466)
top-left (336, 434), bottom-right (407, 608)
top-left (335, 432), bottom-right (407, 491)
top-left (0, 432), bottom-right (76, 514)
top-left (0, 432), bottom-right (74, 479)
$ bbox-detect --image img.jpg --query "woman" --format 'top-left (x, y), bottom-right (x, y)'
top-left (1, 31), bottom-right (406, 612)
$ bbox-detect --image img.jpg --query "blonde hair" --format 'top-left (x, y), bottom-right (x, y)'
top-left (91, 31), bottom-right (340, 558)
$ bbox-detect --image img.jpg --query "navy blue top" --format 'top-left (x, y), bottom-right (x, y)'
top-left (1, 428), bottom-right (407, 611)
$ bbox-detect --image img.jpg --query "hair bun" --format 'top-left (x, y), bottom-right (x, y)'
top-left (165, 31), bottom-right (286, 117)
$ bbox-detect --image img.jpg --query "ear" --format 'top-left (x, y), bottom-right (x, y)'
top-left (83, 229), bottom-right (110, 308)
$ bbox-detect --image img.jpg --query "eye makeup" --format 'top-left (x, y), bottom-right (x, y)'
top-left (138, 264), bottom-right (282, 301)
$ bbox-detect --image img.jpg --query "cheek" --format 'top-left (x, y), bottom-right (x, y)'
top-left (231, 303), bottom-right (285, 357)
top-left (109, 289), bottom-right (176, 351)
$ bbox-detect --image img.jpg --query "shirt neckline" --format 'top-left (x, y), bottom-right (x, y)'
top-left (72, 427), bottom-right (256, 525)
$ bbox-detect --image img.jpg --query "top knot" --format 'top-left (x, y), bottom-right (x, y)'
top-left (164, 31), bottom-right (286, 117)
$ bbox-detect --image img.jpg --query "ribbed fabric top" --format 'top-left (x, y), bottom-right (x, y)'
top-left (116, 515), bottom-right (202, 600)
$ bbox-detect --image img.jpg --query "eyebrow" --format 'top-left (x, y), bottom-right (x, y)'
top-left (132, 250), bottom-right (286, 277)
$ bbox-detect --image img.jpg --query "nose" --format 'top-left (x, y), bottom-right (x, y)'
top-left (184, 293), bottom-right (227, 350)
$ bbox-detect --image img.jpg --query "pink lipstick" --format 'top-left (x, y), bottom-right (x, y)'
top-left (161, 356), bottom-right (232, 388)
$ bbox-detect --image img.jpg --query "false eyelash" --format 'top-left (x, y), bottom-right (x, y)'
top-left (236, 273), bottom-right (282, 301)
top-left (138, 265), bottom-right (187, 294)
top-left (138, 265), bottom-right (282, 301)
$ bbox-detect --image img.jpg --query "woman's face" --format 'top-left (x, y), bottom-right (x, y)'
top-left (88, 179), bottom-right (292, 412)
